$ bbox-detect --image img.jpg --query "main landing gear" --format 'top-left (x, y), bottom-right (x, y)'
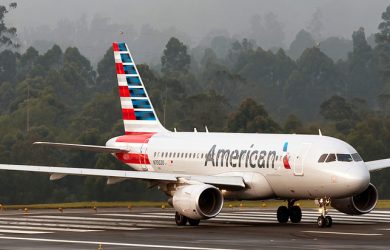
top-left (175, 212), bottom-right (200, 226)
top-left (277, 199), bottom-right (302, 224)
top-left (317, 197), bottom-right (332, 228)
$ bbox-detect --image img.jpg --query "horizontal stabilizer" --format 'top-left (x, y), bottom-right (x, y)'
top-left (33, 142), bottom-right (128, 153)
top-left (0, 164), bottom-right (245, 189)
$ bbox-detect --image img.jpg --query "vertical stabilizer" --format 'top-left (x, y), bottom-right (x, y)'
top-left (113, 42), bottom-right (166, 134)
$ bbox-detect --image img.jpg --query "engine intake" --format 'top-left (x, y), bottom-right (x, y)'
top-left (172, 184), bottom-right (224, 220)
top-left (331, 183), bottom-right (378, 215)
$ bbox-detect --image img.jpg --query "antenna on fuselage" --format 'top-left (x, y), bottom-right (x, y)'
top-left (174, 128), bottom-right (177, 132)
top-left (205, 126), bottom-right (209, 133)
top-left (194, 128), bottom-right (197, 132)
top-left (319, 129), bottom-right (323, 136)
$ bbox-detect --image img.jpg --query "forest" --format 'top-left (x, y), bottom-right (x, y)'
top-left (0, 3), bottom-right (390, 203)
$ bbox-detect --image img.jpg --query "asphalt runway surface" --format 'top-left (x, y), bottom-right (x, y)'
top-left (0, 207), bottom-right (389, 249)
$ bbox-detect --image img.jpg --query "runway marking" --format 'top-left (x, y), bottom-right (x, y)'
top-left (0, 225), bottom-right (101, 233)
top-left (32, 215), bottom-right (177, 226)
top-left (302, 231), bottom-right (383, 236)
top-left (0, 236), bottom-right (239, 250)
top-left (0, 229), bottom-right (50, 234)
top-left (0, 218), bottom-right (146, 231)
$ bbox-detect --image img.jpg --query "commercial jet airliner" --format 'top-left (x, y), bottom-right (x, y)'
top-left (1, 42), bottom-right (389, 228)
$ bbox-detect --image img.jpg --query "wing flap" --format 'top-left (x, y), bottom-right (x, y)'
top-left (0, 164), bottom-right (245, 188)
top-left (33, 142), bottom-right (128, 153)
top-left (366, 159), bottom-right (390, 172)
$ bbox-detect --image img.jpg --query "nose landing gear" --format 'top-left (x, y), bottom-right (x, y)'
top-left (317, 197), bottom-right (332, 228)
top-left (276, 199), bottom-right (302, 224)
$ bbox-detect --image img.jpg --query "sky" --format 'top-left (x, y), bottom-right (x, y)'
top-left (5, 0), bottom-right (389, 44)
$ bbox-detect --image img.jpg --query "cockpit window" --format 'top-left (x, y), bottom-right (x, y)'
top-left (337, 154), bottom-right (353, 162)
top-left (318, 154), bottom-right (328, 163)
top-left (325, 154), bottom-right (336, 162)
top-left (351, 153), bottom-right (363, 162)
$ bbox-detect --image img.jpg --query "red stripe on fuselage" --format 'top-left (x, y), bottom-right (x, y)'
top-left (116, 153), bottom-right (150, 164)
top-left (116, 63), bottom-right (124, 74)
top-left (122, 108), bottom-right (136, 120)
top-left (113, 43), bottom-right (119, 52)
top-left (116, 133), bottom-right (155, 143)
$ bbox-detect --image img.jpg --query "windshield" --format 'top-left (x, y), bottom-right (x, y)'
top-left (318, 152), bottom-right (363, 163)
top-left (337, 154), bottom-right (353, 162)
top-left (351, 153), bottom-right (363, 162)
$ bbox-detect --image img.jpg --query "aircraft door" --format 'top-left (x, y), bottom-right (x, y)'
top-left (294, 143), bottom-right (311, 176)
top-left (139, 141), bottom-right (149, 171)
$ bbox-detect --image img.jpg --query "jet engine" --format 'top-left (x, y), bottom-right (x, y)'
top-left (172, 184), bottom-right (224, 220)
top-left (331, 183), bottom-right (378, 215)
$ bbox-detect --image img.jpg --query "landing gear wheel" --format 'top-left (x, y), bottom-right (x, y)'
top-left (277, 206), bottom-right (289, 223)
top-left (289, 205), bottom-right (302, 223)
top-left (188, 218), bottom-right (200, 226)
top-left (317, 216), bottom-right (326, 228)
top-left (325, 216), bottom-right (332, 227)
top-left (175, 212), bottom-right (188, 226)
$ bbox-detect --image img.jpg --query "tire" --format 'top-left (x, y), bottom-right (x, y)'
top-left (289, 205), bottom-right (302, 223)
top-left (277, 206), bottom-right (289, 223)
top-left (175, 212), bottom-right (188, 226)
top-left (325, 216), bottom-right (332, 227)
top-left (317, 216), bottom-right (326, 228)
top-left (188, 218), bottom-right (200, 226)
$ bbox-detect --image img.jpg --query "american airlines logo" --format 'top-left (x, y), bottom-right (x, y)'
top-left (204, 144), bottom-right (277, 169)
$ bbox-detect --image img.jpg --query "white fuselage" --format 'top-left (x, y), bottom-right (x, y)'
top-left (107, 132), bottom-right (370, 200)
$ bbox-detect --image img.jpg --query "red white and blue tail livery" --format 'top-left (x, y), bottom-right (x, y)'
top-left (1, 42), bottom-right (390, 228)
top-left (113, 42), bottom-right (165, 134)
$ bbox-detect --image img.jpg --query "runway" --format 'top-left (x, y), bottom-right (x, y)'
top-left (0, 207), bottom-right (390, 249)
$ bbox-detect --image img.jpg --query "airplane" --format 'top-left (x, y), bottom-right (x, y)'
top-left (0, 41), bottom-right (389, 228)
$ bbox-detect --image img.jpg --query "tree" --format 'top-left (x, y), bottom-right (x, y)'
top-left (227, 98), bottom-right (280, 133)
top-left (320, 95), bottom-right (360, 133)
top-left (376, 5), bottom-right (390, 91)
top-left (0, 3), bottom-right (18, 49)
top-left (288, 30), bottom-right (315, 60)
top-left (346, 27), bottom-right (379, 102)
top-left (96, 47), bottom-right (116, 92)
top-left (0, 49), bottom-right (16, 82)
top-left (161, 37), bottom-right (191, 75)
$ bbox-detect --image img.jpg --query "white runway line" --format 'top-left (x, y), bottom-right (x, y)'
top-left (0, 229), bottom-right (50, 234)
top-left (302, 231), bottom-right (383, 236)
top-left (32, 215), bottom-right (176, 226)
top-left (0, 236), bottom-right (239, 250)
top-left (0, 225), bottom-right (101, 233)
top-left (0, 218), bottom-right (146, 231)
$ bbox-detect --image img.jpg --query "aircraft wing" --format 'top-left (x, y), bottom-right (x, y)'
top-left (0, 164), bottom-right (245, 189)
top-left (366, 159), bottom-right (390, 172)
top-left (33, 142), bottom-right (128, 153)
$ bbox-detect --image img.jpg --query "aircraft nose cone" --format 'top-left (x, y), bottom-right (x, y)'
top-left (344, 166), bottom-right (370, 195)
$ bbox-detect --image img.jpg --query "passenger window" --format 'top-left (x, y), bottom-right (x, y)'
top-left (318, 154), bottom-right (328, 163)
top-left (169, 152), bottom-right (172, 157)
top-left (352, 153), bottom-right (363, 162)
top-left (337, 154), bottom-right (353, 162)
top-left (173, 153), bottom-right (176, 158)
top-left (185, 153), bottom-right (188, 158)
top-left (325, 154), bottom-right (336, 162)
top-left (201, 153), bottom-right (204, 158)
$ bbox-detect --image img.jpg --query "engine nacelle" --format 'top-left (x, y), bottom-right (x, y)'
top-left (172, 184), bottom-right (224, 220)
top-left (331, 183), bottom-right (378, 215)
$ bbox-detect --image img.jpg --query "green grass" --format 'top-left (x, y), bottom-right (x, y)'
top-left (1, 200), bottom-right (390, 210)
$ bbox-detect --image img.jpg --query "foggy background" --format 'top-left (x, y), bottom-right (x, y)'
top-left (4, 0), bottom-right (389, 64)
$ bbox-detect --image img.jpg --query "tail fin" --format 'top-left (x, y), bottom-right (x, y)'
top-left (113, 42), bottom-right (166, 134)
